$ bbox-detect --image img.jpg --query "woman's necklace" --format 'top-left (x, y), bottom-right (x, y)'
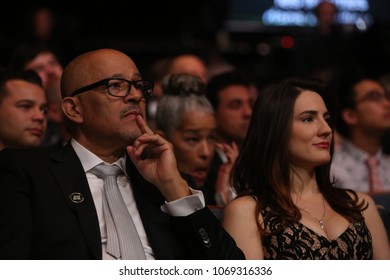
top-left (300, 197), bottom-right (326, 229)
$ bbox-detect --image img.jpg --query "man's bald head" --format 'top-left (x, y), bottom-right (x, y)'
top-left (60, 49), bottom-right (139, 98)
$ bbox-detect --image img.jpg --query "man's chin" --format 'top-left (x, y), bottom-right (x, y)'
top-left (121, 129), bottom-right (143, 145)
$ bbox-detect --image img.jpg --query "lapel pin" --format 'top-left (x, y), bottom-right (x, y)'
top-left (69, 192), bottom-right (84, 203)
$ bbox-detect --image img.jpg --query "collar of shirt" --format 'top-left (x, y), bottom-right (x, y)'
top-left (342, 139), bottom-right (383, 163)
top-left (70, 138), bottom-right (127, 174)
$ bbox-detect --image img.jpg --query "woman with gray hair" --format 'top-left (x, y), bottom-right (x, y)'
top-left (155, 73), bottom-right (237, 207)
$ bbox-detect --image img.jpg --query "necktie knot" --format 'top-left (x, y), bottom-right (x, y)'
top-left (366, 155), bottom-right (378, 168)
top-left (90, 164), bottom-right (122, 179)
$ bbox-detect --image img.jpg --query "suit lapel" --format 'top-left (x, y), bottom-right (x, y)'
top-left (126, 158), bottom-right (184, 259)
top-left (48, 143), bottom-right (102, 259)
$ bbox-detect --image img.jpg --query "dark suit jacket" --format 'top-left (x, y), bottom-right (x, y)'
top-left (0, 143), bottom-right (244, 260)
top-left (203, 151), bottom-right (224, 206)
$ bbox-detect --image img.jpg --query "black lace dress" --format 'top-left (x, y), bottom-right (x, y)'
top-left (261, 207), bottom-right (373, 259)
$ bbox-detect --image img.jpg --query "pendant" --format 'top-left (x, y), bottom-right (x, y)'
top-left (319, 220), bottom-right (324, 229)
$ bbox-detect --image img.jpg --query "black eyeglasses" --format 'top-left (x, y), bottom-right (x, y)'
top-left (355, 90), bottom-right (390, 104)
top-left (70, 78), bottom-right (154, 98)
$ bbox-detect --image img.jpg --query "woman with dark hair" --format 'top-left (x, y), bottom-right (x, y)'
top-left (222, 77), bottom-right (390, 259)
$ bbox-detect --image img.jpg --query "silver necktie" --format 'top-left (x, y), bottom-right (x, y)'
top-left (90, 164), bottom-right (146, 259)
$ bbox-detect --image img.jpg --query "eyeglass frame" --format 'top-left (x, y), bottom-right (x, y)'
top-left (70, 78), bottom-right (154, 98)
top-left (354, 90), bottom-right (390, 104)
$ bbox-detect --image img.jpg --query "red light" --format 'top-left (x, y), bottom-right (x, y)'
top-left (281, 36), bottom-right (294, 49)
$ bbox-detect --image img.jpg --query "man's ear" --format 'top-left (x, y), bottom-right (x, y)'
top-left (62, 97), bottom-right (83, 124)
top-left (341, 108), bottom-right (358, 126)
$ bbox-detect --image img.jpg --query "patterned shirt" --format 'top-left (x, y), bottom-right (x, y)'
top-left (330, 139), bottom-right (390, 192)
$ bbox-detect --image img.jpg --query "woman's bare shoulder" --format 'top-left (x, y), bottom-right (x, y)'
top-left (224, 195), bottom-right (257, 214)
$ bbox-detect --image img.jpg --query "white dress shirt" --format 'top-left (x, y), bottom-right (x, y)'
top-left (70, 139), bottom-right (205, 260)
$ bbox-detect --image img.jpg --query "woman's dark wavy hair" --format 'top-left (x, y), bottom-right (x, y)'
top-left (231, 77), bottom-right (367, 234)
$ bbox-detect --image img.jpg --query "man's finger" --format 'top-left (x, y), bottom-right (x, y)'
top-left (136, 114), bottom-right (154, 134)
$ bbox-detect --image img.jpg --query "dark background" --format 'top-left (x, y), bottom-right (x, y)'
top-left (1, 0), bottom-right (390, 87)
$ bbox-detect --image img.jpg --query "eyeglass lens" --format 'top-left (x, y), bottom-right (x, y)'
top-left (107, 79), bottom-right (153, 97)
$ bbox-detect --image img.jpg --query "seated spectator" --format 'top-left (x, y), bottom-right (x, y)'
top-left (156, 72), bottom-right (214, 189)
top-left (0, 69), bottom-right (47, 150)
top-left (155, 73), bottom-right (237, 208)
top-left (222, 77), bottom-right (390, 259)
top-left (331, 76), bottom-right (390, 193)
top-left (204, 70), bottom-right (255, 206)
top-left (8, 42), bottom-right (69, 147)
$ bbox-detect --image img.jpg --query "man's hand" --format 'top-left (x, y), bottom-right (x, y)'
top-left (126, 115), bottom-right (190, 201)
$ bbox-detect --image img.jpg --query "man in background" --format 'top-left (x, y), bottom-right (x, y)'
top-left (8, 42), bottom-right (68, 147)
top-left (204, 70), bottom-right (256, 206)
top-left (0, 69), bottom-right (47, 150)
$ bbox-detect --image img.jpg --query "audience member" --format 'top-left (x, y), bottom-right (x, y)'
top-left (27, 6), bottom-right (56, 45)
top-left (222, 77), bottom-right (390, 259)
top-left (156, 72), bottom-right (215, 189)
top-left (331, 76), bottom-right (390, 193)
top-left (19, 5), bottom-right (76, 63)
top-left (8, 42), bottom-right (69, 147)
top-left (0, 48), bottom-right (243, 260)
top-left (0, 69), bottom-right (47, 150)
top-left (155, 73), bottom-right (237, 207)
top-left (204, 70), bottom-right (255, 206)
top-left (205, 70), bottom-right (255, 148)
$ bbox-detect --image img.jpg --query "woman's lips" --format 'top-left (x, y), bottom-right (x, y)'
top-left (314, 142), bottom-right (329, 149)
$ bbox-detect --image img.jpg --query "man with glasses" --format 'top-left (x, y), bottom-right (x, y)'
top-left (331, 76), bottom-right (390, 193)
top-left (0, 48), bottom-right (243, 260)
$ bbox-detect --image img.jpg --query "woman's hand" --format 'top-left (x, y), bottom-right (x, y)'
top-left (215, 142), bottom-right (239, 207)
